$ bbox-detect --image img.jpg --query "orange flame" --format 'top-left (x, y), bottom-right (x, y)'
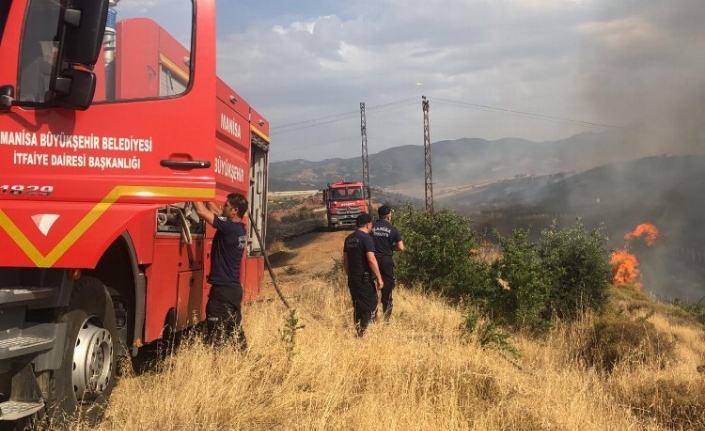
top-left (610, 249), bottom-right (642, 289)
top-left (611, 223), bottom-right (659, 289)
top-left (624, 223), bottom-right (659, 246)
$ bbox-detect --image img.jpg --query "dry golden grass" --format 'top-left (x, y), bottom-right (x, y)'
top-left (72, 274), bottom-right (705, 431)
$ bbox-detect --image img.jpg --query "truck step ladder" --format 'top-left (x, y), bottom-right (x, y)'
top-left (0, 334), bottom-right (55, 361)
top-left (0, 287), bottom-right (55, 305)
top-left (0, 400), bottom-right (45, 421)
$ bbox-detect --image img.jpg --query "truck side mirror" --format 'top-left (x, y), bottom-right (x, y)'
top-left (54, 69), bottom-right (96, 110)
top-left (63, 0), bottom-right (109, 67)
top-left (0, 85), bottom-right (14, 111)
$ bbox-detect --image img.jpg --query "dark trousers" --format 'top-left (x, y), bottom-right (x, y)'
top-left (347, 276), bottom-right (378, 336)
top-left (206, 284), bottom-right (247, 349)
top-left (377, 257), bottom-right (395, 320)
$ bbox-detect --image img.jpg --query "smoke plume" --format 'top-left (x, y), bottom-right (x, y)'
top-left (580, 0), bottom-right (705, 154)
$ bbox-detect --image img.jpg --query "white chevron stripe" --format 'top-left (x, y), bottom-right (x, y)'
top-left (30, 214), bottom-right (60, 236)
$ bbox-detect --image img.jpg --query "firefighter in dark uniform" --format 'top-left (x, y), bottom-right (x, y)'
top-left (343, 213), bottom-right (384, 336)
top-left (194, 193), bottom-right (249, 349)
top-left (371, 205), bottom-right (405, 321)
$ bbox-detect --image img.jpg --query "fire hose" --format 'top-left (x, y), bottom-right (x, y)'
top-left (250, 215), bottom-right (291, 310)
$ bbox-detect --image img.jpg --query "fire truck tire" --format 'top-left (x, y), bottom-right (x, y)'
top-left (44, 276), bottom-right (118, 427)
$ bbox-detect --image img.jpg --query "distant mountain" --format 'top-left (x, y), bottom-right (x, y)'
top-left (269, 133), bottom-right (705, 300)
top-left (444, 154), bottom-right (705, 240)
top-left (269, 127), bottom-right (700, 193)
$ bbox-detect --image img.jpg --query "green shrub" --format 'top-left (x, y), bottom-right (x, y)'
top-left (394, 205), bottom-right (491, 296)
top-left (483, 220), bottom-right (611, 332)
top-left (539, 220), bottom-right (612, 320)
top-left (465, 309), bottom-right (518, 356)
top-left (394, 206), bottom-right (613, 334)
top-left (488, 228), bottom-right (552, 333)
top-left (675, 300), bottom-right (705, 325)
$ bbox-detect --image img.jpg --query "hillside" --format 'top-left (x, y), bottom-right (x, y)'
top-left (268, 153), bottom-right (705, 303)
top-left (435, 154), bottom-right (705, 302)
top-left (84, 228), bottom-right (705, 431)
top-left (269, 127), bottom-right (703, 193)
top-left (443, 154), bottom-right (705, 243)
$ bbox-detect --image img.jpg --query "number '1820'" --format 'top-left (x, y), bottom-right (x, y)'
top-left (1, 185), bottom-right (54, 196)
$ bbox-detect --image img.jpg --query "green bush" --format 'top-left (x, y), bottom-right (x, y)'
top-left (675, 300), bottom-right (705, 325)
top-left (539, 220), bottom-right (612, 320)
top-left (394, 205), bottom-right (613, 334)
top-left (394, 205), bottom-right (492, 297)
top-left (488, 228), bottom-right (552, 332)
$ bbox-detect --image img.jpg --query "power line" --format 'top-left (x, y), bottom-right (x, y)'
top-left (363, 99), bottom-right (418, 116)
top-left (429, 97), bottom-right (614, 129)
top-left (271, 96), bottom-right (612, 136)
top-left (271, 98), bottom-right (418, 135)
top-left (274, 133), bottom-right (360, 156)
top-left (271, 113), bottom-right (359, 135)
top-left (366, 97), bottom-right (418, 112)
top-left (272, 109), bottom-right (359, 132)
top-left (269, 95), bottom-right (615, 156)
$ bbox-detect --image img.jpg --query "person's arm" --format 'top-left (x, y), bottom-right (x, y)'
top-left (366, 252), bottom-right (384, 290)
top-left (193, 201), bottom-right (217, 226)
top-left (343, 252), bottom-right (350, 276)
top-left (206, 201), bottom-right (223, 216)
top-left (395, 240), bottom-right (405, 252)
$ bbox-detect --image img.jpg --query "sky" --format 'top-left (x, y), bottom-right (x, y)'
top-left (216, 0), bottom-right (705, 162)
top-left (123, 0), bottom-right (705, 162)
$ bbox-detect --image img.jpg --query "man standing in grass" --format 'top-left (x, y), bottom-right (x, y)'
top-left (343, 213), bottom-right (384, 336)
top-left (194, 193), bottom-right (249, 349)
top-left (372, 205), bottom-right (405, 321)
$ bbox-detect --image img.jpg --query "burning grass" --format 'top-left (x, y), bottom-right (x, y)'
top-left (610, 223), bottom-right (661, 290)
top-left (63, 273), bottom-right (705, 431)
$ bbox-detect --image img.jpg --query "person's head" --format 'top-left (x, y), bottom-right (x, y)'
top-left (356, 213), bottom-right (373, 232)
top-left (378, 205), bottom-right (392, 220)
top-left (223, 193), bottom-right (248, 220)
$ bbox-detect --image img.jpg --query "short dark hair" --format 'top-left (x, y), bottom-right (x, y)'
top-left (356, 213), bottom-right (372, 226)
top-left (226, 193), bottom-right (249, 218)
top-left (378, 205), bottom-right (391, 218)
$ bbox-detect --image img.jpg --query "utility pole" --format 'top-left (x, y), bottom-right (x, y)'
top-left (360, 102), bottom-right (371, 211)
top-left (422, 96), bottom-right (434, 213)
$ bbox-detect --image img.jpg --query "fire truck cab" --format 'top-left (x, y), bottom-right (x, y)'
top-left (0, 0), bottom-right (269, 425)
top-left (322, 181), bottom-right (369, 229)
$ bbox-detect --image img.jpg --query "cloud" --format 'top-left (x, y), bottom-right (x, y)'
top-left (214, 0), bottom-right (705, 161)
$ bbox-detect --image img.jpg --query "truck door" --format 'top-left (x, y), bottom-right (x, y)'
top-left (240, 123), bottom-right (268, 302)
top-left (0, 0), bottom-right (217, 269)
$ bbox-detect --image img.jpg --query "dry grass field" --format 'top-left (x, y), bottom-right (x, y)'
top-left (60, 230), bottom-right (705, 431)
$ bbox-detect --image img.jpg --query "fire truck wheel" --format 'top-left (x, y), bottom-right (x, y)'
top-left (45, 276), bottom-right (118, 427)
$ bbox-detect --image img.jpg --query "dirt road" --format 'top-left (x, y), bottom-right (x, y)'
top-left (259, 228), bottom-right (350, 302)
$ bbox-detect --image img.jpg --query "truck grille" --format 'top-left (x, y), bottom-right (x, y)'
top-left (336, 206), bottom-right (362, 215)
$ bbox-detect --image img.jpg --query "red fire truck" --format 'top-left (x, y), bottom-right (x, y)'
top-left (0, 0), bottom-right (269, 424)
top-left (322, 180), bottom-right (370, 229)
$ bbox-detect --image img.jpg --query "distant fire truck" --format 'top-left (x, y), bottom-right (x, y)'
top-left (322, 180), bottom-right (370, 229)
top-left (0, 0), bottom-right (269, 424)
